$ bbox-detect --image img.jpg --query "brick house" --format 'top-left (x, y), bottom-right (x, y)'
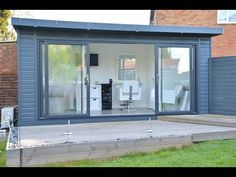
top-left (0, 42), bottom-right (18, 109)
top-left (150, 10), bottom-right (236, 57)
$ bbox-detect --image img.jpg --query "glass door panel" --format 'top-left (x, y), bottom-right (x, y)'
top-left (45, 44), bottom-right (88, 116)
top-left (158, 47), bottom-right (191, 112)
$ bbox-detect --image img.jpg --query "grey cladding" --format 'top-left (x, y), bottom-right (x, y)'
top-left (210, 57), bottom-right (236, 115)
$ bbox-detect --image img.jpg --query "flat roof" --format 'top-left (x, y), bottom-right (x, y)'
top-left (12, 17), bottom-right (223, 36)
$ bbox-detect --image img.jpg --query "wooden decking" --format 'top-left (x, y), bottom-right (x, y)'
top-left (6, 119), bottom-right (236, 167)
top-left (159, 114), bottom-right (236, 127)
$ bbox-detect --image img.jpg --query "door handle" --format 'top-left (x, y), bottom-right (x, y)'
top-left (156, 74), bottom-right (159, 83)
top-left (85, 74), bottom-right (89, 85)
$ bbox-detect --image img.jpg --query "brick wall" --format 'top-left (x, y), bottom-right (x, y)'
top-left (0, 42), bottom-right (18, 109)
top-left (212, 25), bottom-right (236, 57)
top-left (153, 10), bottom-right (236, 57)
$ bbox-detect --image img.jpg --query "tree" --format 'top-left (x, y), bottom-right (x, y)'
top-left (48, 45), bottom-right (82, 84)
top-left (0, 10), bottom-right (16, 42)
top-left (161, 48), bottom-right (171, 59)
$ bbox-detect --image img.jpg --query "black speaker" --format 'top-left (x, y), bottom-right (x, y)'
top-left (90, 54), bottom-right (98, 66)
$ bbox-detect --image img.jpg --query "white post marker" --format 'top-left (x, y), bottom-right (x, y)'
top-left (64, 120), bottom-right (73, 143)
top-left (147, 117), bottom-right (153, 137)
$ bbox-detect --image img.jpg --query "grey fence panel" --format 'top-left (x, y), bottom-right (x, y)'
top-left (210, 56), bottom-right (236, 115)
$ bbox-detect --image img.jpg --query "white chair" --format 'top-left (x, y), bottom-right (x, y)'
top-left (118, 81), bottom-right (141, 111)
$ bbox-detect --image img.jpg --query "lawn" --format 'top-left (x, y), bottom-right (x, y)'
top-left (0, 140), bottom-right (6, 167)
top-left (1, 139), bottom-right (236, 167)
top-left (43, 139), bottom-right (236, 167)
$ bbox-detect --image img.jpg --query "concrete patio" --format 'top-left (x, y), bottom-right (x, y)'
top-left (6, 119), bottom-right (236, 167)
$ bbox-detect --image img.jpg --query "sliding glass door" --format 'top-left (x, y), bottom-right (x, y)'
top-left (157, 46), bottom-right (194, 113)
top-left (40, 42), bottom-right (89, 117)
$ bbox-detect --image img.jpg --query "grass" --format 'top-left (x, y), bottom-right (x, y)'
top-left (0, 140), bottom-right (6, 167)
top-left (43, 139), bottom-right (236, 167)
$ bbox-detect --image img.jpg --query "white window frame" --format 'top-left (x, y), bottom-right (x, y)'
top-left (116, 53), bottom-right (137, 81)
top-left (217, 10), bottom-right (236, 24)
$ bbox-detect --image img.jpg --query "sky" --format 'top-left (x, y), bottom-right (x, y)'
top-left (12, 10), bottom-right (151, 25)
top-left (170, 48), bottom-right (190, 73)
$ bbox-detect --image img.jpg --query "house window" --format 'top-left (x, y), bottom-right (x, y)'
top-left (218, 10), bottom-right (236, 23)
top-left (117, 54), bottom-right (136, 80)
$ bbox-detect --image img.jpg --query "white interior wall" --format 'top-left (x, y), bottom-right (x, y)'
top-left (89, 43), bottom-right (155, 109)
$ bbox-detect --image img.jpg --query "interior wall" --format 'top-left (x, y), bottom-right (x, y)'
top-left (89, 43), bottom-right (155, 109)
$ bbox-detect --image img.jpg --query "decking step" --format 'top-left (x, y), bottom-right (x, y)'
top-left (159, 114), bottom-right (236, 128)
